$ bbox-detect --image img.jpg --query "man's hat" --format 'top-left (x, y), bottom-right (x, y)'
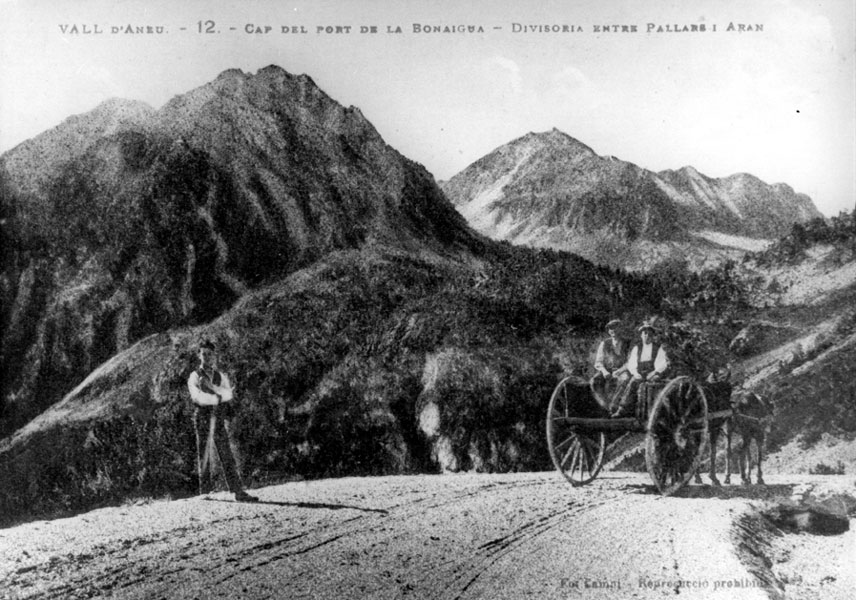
top-left (199, 339), bottom-right (216, 351)
top-left (605, 319), bottom-right (622, 331)
top-left (637, 318), bottom-right (659, 333)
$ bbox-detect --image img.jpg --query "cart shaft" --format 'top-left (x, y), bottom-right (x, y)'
top-left (558, 417), bottom-right (646, 432)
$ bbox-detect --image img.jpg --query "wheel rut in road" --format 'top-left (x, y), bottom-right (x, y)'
top-left (410, 492), bottom-right (619, 600)
top-left (8, 477), bottom-right (562, 599)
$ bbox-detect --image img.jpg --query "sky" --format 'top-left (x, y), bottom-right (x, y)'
top-left (1, 0), bottom-right (854, 216)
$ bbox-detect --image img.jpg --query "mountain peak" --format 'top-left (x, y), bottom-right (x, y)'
top-left (443, 130), bottom-right (823, 264)
top-left (726, 172), bottom-right (761, 184)
top-left (91, 97), bottom-right (155, 114)
top-left (517, 128), bottom-right (596, 156)
top-left (215, 67), bottom-right (246, 81)
top-left (212, 65), bottom-right (319, 91)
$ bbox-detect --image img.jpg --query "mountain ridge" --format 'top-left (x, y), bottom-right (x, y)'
top-left (441, 129), bottom-right (822, 268)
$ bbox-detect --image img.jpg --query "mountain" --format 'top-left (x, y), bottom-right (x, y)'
top-left (1, 67), bottom-right (652, 523)
top-left (0, 65), bottom-right (480, 437)
top-left (2, 98), bottom-right (156, 202)
top-left (655, 166), bottom-right (820, 237)
top-left (441, 129), bottom-right (822, 269)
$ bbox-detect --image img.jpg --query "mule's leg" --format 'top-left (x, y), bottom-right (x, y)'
top-left (755, 431), bottom-right (765, 485)
top-left (724, 420), bottom-right (732, 485)
top-left (693, 438), bottom-right (705, 484)
top-left (695, 424), bottom-right (711, 484)
top-left (740, 442), bottom-right (751, 485)
top-left (708, 425), bottom-right (721, 486)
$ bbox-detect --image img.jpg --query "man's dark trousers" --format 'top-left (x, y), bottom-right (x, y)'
top-left (193, 404), bottom-right (244, 494)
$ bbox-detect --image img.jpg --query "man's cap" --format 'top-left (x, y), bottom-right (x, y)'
top-left (199, 339), bottom-right (216, 351)
top-left (637, 318), bottom-right (659, 332)
top-left (605, 319), bottom-right (622, 331)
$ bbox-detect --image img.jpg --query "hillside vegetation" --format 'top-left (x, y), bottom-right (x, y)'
top-left (13, 210), bottom-right (854, 525)
top-left (0, 243), bottom-right (662, 524)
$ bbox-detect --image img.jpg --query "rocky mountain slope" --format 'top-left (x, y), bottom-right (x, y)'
top-left (0, 65), bottom-right (480, 436)
top-left (441, 129), bottom-right (821, 269)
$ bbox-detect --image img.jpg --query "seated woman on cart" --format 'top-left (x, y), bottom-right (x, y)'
top-left (611, 319), bottom-right (670, 418)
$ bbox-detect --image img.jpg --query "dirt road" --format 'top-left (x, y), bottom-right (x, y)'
top-left (1, 472), bottom-right (853, 599)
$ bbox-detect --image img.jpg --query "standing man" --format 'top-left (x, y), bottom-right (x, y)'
top-left (187, 340), bottom-right (258, 503)
top-left (591, 319), bottom-right (630, 408)
top-left (611, 320), bottom-right (670, 418)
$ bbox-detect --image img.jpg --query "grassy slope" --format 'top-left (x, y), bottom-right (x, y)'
top-left (0, 244), bottom-right (656, 524)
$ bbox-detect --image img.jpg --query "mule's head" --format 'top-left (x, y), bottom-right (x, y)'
top-left (732, 390), bottom-right (771, 417)
top-left (706, 365), bottom-right (732, 384)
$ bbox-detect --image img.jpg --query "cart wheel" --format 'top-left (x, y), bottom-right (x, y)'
top-left (645, 376), bottom-right (709, 496)
top-left (547, 377), bottom-right (606, 486)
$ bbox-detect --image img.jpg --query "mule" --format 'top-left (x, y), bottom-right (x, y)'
top-left (729, 390), bottom-right (770, 485)
top-left (694, 372), bottom-right (771, 486)
top-left (695, 374), bottom-right (733, 486)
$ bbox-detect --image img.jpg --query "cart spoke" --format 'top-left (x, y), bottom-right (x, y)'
top-left (569, 444), bottom-right (582, 476)
top-left (681, 399), bottom-right (700, 421)
top-left (560, 439), bottom-right (580, 471)
top-left (645, 376), bottom-right (708, 496)
top-left (661, 396), bottom-right (676, 420)
top-left (550, 413), bottom-right (570, 424)
top-left (578, 440), bottom-right (589, 479)
top-left (583, 436), bottom-right (601, 469)
top-left (553, 432), bottom-right (576, 453)
top-left (547, 378), bottom-right (606, 487)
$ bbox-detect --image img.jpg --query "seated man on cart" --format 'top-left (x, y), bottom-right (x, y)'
top-left (590, 319), bottom-right (630, 409)
top-left (611, 319), bottom-right (670, 419)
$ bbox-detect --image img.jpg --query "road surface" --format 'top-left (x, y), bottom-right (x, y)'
top-left (1, 472), bottom-right (853, 599)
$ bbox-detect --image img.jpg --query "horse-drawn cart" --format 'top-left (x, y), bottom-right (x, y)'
top-left (546, 375), bottom-right (736, 495)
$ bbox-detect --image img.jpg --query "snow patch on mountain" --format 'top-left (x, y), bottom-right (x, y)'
top-left (457, 145), bottom-right (534, 236)
top-left (692, 230), bottom-right (771, 252)
top-left (653, 177), bottom-right (692, 206)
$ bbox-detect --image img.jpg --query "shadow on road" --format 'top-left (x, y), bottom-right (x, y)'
top-left (620, 482), bottom-right (795, 500)
top-left (203, 497), bottom-right (389, 514)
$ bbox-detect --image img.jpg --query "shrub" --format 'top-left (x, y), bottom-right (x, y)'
top-left (808, 461), bottom-right (846, 475)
